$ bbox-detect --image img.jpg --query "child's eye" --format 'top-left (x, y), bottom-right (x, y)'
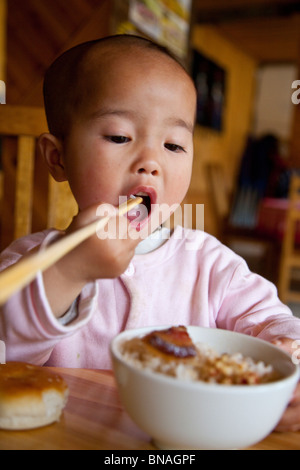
top-left (105, 135), bottom-right (130, 144)
top-left (164, 143), bottom-right (186, 153)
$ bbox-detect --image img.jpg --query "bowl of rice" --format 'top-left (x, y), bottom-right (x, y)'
top-left (110, 325), bottom-right (299, 450)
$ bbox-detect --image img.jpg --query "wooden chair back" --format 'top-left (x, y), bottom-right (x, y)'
top-left (278, 174), bottom-right (300, 303)
top-left (0, 105), bottom-right (77, 251)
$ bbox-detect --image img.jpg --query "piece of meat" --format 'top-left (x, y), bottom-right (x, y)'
top-left (143, 326), bottom-right (197, 358)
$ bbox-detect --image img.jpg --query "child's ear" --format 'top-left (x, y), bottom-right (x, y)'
top-left (38, 133), bottom-right (67, 182)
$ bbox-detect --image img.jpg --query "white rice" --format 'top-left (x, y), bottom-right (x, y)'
top-left (121, 338), bottom-right (278, 385)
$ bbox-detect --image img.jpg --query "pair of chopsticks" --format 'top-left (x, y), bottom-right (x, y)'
top-left (0, 197), bottom-right (142, 305)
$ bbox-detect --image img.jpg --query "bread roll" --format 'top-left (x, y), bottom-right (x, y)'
top-left (0, 362), bottom-right (69, 430)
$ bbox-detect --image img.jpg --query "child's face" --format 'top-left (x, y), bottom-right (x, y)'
top-left (60, 49), bottom-right (196, 225)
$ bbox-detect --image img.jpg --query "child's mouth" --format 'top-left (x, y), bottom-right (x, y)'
top-left (126, 191), bottom-right (154, 227)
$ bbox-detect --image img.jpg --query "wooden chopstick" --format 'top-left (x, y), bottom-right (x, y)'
top-left (0, 197), bottom-right (142, 305)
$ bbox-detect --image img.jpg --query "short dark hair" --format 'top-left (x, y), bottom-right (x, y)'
top-left (43, 34), bottom-right (189, 139)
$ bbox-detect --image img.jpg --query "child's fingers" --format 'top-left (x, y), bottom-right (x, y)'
top-left (65, 204), bottom-right (102, 234)
top-left (271, 337), bottom-right (295, 355)
top-left (290, 381), bottom-right (300, 404)
top-left (68, 202), bottom-right (138, 240)
top-left (275, 384), bottom-right (300, 432)
top-left (275, 402), bottom-right (300, 432)
top-left (271, 338), bottom-right (300, 432)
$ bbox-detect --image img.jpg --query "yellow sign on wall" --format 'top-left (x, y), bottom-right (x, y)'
top-left (0, 80), bottom-right (5, 104)
top-left (128, 0), bottom-right (192, 59)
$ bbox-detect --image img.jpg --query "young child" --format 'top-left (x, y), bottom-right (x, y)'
top-left (0, 35), bottom-right (299, 431)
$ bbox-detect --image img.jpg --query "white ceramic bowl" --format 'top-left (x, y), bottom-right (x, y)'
top-left (110, 326), bottom-right (300, 450)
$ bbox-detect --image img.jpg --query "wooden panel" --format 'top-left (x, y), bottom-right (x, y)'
top-left (0, 105), bottom-right (48, 136)
top-left (0, 105), bottom-right (77, 249)
top-left (194, 0), bottom-right (300, 63)
top-left (195, 0), bottom-right (299, 11)
top-left (4, 0), bottom-right (300, 107)
top-left (1, 138), bottom-right (17, 249)
top-left (31, 150), bottom-right (50, 233)
top-left (0, 0), bottom-right (6, 80)
top-left (6, 0), bottom-right (112, 106)
top-left (217, 16), bottom-right (300, 63)
top-left (14, 136), bottom-right (35, 239)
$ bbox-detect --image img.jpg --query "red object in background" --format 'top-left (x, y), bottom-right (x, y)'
top-left (257, 198), bottom-right (300, 244)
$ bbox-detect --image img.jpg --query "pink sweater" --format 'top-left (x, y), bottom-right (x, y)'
top-left (1, 226), bottom-right (299, 369)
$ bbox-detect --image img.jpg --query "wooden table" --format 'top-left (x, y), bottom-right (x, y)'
top-left (0, 368), bottom-right (299, 450)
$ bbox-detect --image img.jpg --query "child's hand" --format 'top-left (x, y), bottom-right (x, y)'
top-left (43, 201), bottom-right (144, 317)
top-left (63, 202), bottom-right (142, 283)
top-left (272, 338), bottom-right (300, 432)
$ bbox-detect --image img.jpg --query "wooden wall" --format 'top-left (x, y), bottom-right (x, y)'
top-left (6, 0), bottom-right (112, 106)
top-left (191, 25), bottom-right (257, 193)
top-left (1, 0), bottom-right (113, 242)
top-left (0, 0), bottom-right (6, 80)
top-left (2, 2), bottom-right (295, 241)
top-left (183, 25), bottom-right (257, 236)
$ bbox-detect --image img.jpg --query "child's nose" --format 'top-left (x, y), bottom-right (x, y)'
top-left (136, 163), bottom-right (159, 176)
top-left (131, 150), bottom-right (160, 176)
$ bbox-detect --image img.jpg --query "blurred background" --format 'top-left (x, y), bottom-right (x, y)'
top-left (0, 0), bottom-right (300, 309)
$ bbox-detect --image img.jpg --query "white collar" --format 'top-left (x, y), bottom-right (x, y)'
top-left (135, 226), bottom-right (171, 255)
